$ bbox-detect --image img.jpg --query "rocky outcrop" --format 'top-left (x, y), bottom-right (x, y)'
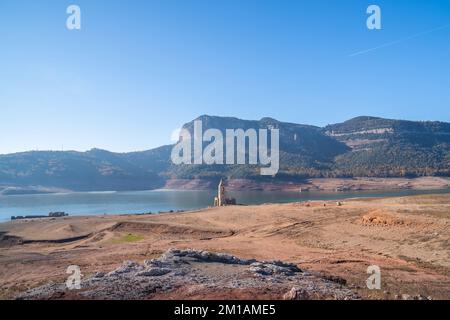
top-left (17, 249), bottom-right (359, 300)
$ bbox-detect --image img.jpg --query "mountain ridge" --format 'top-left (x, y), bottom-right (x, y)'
top-left (1, 115), bottom-right (449, 193)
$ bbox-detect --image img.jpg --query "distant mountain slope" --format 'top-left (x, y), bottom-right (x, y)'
top-left (0, 115), bottom-right (449, 192)
top-left (0, 149), bottom-right (165, 192)
top-left (324, 117), bottom-right (450, 177)
top-left (173, 115), bottom-right (350, 179)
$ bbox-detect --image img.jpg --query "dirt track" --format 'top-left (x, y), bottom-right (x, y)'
top-left (0, 193), bottom-right (449, 299)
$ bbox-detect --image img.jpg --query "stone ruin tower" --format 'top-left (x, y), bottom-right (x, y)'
top-left (214, 179), bottom-right (236, 207)
top-left (214, 179), bottom-right (226, 207)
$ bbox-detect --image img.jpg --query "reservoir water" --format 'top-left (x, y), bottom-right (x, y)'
top-left (0, 189), bottom-right (449, 222)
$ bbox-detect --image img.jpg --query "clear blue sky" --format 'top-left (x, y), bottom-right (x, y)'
top-left (1, 0), bottom-right (449, 154)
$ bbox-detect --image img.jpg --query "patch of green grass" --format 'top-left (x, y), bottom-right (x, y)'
top-left (114, 233), bottom-right (144, 244)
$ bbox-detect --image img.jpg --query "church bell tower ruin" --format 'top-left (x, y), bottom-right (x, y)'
top-left (214, 179), bottom-right (235, 207)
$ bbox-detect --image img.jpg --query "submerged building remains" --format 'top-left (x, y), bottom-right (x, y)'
top-left (214, 179), bottom-right (236, 207)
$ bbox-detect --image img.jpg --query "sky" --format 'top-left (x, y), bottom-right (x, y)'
top-left (0, 0), bottom-right (449, 154)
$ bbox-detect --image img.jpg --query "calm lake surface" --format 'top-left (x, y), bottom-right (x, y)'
top-left (0, 189), bottom-right (449, 222)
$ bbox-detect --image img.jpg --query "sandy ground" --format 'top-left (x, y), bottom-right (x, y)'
top-left (0, 193), bottom-right (449, 300)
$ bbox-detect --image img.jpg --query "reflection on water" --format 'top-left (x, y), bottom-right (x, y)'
top-left (0, 189), bottom-right (449, 222)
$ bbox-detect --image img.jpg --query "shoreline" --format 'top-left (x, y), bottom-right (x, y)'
top-left (1, 188), bottom-right (450, 224)
top-left (1, 191), bottom-right (449, 235)
top-left (1, 187), bottom-right (449, 224)
top-left (1, 176), bottom-right (450, 196)
top-left (164, 176), bottom-right (450, 192)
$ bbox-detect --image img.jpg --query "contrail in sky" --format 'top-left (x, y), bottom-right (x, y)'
top-left (349, 23), bottom-right (450, 57)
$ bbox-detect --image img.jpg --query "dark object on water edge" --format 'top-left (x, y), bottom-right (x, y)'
top-left (48, 212), bottom-right (68, 218)
top-left (11, 215), bottom-right (47, 221)
top-left (11, 212), bottom-right (68, 221)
